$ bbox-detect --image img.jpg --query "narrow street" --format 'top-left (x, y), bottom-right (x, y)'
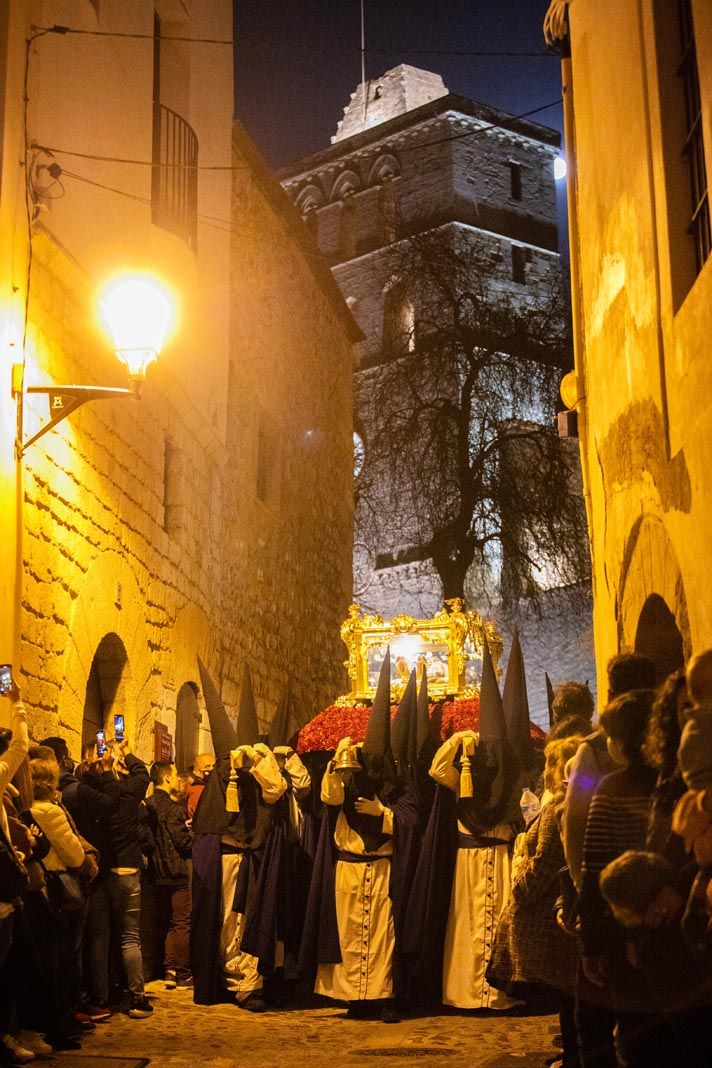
top-left (51, 984), bottom-right (557, 1068)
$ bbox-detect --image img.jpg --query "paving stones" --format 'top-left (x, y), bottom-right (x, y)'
top-left (57, 983), bottom-right (556, 1068)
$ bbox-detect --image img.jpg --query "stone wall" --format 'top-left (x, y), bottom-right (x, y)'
top-left (220, 125), bottom-right (356, 730)
top-left (279, 73), bottom-right (594, 716)
top-left (563, 0), bottom-right (712, 692)
top-left (13, 137), bottom-right (355, 759)
top-left (19, 229), bottom-right (223, 758)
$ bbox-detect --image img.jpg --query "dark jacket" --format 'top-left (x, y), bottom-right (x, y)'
top-left (60, 770), bottom-right (121, 862)
top-left (146, 788), bottom-right (191, 885)
top-left (101, 755), bottom-right (150, 870)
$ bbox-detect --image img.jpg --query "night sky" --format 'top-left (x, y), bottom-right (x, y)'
top-left (233, 0), bottom-right (564, 170)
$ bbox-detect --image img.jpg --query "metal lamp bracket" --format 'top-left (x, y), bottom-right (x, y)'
top-left (15, 379), bottom-right (135, 457)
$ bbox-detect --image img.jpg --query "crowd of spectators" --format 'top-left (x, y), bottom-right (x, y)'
top-left (0, 682), bottom-right (209, 1064)
top-left (487, 651), bottom-right (712, 1068)
top-left (3, 646), bottom-right (712, 1067)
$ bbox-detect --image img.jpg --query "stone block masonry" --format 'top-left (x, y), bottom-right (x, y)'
top-left (281, 67), bottom-right (595, 715)
top-left (15, 125), bottom-right (356, 759)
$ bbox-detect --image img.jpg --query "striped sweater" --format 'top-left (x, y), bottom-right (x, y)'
top-left (578, 762), bottom-right (657, 957)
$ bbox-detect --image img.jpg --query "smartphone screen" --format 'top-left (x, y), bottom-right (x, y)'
top-left (96, 729), bottom-right (107, 756)
top-left (113, 714), bottom-right (125, 741)
top-left (0, 664), bottom-right (13, 696)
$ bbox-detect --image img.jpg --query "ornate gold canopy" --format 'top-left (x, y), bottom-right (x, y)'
top-left (338, 598), bottom-right (503, 704)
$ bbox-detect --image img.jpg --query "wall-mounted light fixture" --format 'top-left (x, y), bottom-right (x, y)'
top-left (13, 272), bottom-right (176, 457)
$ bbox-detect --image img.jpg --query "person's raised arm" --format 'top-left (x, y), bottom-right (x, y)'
top-left (0, 685), bottom-right (29, 795)
top-left (249, 744), bottom-right (287, 804)
top-left (284, 750), bottom-right (311, 801)
top-left (429, 731), bottom-right (471, 793)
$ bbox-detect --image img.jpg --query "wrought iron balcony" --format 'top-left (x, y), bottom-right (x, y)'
top-left (151, 102), bottom-right (199, 251)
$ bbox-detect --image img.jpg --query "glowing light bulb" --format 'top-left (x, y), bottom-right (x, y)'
top-left (100, 273), bottom-right (176, 383)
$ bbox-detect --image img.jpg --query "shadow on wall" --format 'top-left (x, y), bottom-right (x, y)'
top-left (634, 593), bottom-right (685, 684)
top-left (598, 398), bottom-right (691, 515)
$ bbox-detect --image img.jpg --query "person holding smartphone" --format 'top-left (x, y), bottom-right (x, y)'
top-left (0, 671), bottom-right (31, 1064)
top-left (84, 737), bottom-right (152, 1019)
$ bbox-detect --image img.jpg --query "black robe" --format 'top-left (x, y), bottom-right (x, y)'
top-left (190, 757), bottom-right (277, 1005)
top-left (298, 790), bottom-right (421, 999)
top-left (240, 775), bottom-right (313, 978)
top-left (403, 737), bottom-right (517, 1001)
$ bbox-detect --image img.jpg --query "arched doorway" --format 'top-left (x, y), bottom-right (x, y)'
top-left (174, 681), bottom-right (200, 773)
top-left (634, 593), bottom-right (685, 684)
top-left (82, 633), bottom-right (130, 750)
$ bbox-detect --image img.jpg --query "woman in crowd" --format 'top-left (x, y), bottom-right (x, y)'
top-left (23, 748), bottom-right (86, 1052)
top-left (577, 688), bottom-right (669, 1068)
top-left (643, 670), bottom-right (692, 861)
top-left (488, 734), bottom-right (584, 1068)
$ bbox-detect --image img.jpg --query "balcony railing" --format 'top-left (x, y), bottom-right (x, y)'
top-left (151, 102), bottom-right (199, 251)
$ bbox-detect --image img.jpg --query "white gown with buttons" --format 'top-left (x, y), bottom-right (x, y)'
top-left (315, 768), bottom-right (395, 1002)
top-left (431, 735), bottom-right (518, 1010)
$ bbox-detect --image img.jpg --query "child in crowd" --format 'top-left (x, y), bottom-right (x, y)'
top-left (599, 850), bottom-right (712, 1067)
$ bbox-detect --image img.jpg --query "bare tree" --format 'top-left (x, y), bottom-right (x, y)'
top-left (355, 225), bottom-right (589, 610)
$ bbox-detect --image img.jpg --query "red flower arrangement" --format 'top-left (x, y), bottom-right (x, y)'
top-left (295, 697), bottom-right (545, 753)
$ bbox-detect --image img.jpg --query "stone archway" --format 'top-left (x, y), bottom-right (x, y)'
top-left (82, 632), bottom-right (130, 749)
top-left (61, 551), bottom-right (153, 759)
top-left (617, 514), bottom-right (691, 675)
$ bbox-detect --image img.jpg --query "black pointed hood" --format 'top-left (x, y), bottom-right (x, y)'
top-left (459, 636), bottom-right (513, 832)
top-left (237, 663), bottom-right (260, 747)
top-left (361, 649), bottom-right (396, 788)
top-left (391, 670), bottom-right (417, 776)
top-left (478, 637), bottom-right (507, 745)
top-left (197, 656), bottom-right (237, 759)
top-left (503, 629), bottom-right (535, 767)
top-left (363, 649), bottom-right (391, 761)
top-left (415, 665), bottom-right (431, 761)
top-left (268, 677), bottom-right (293, 749)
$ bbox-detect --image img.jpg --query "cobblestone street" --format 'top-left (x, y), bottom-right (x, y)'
top-left (48, 984), bottom-right (557, 1068)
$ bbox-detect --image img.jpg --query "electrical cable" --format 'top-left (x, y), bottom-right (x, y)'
top-left (59, 170), bottom-right (341, 264)
top-left (33, 24), bottom-right (559, 57)
top-left (33, 97), bottom-right (562, 180)
top-left (381, 98), bottom-right (563, 155)
top-left (31, 142), bottom-right (249, 171)
top-left (32, 24), bottom-right (233, 44)
top-left (60, 169), bottom-right (234, 232)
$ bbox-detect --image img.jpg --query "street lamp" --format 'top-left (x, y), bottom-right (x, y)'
top-left (100, 275), bottom-right (174, 391)
top-left (13, 272), bottom-right (175, 457)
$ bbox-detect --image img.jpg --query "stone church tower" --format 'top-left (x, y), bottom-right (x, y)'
top-left (280, 66), bottom-right (595, 722)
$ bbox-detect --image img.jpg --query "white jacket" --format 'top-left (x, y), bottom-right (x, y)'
top-left (30, 800), bottom-right (84, 871)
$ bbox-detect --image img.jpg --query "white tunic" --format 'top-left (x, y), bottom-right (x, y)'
top-left (220, 745), bottom-right (286, 1000)
top-left (315, 766), bottom-right (395, 1002)
top-left (430, 733), bottom-right (518, 1010)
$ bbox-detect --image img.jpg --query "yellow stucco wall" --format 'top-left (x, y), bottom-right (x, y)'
top-left (567, 0), bottom-right (712, 692)
top-left (0, 2), bottom-right (355, 756)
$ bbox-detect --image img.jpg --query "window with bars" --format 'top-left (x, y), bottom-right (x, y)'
top-left (677, 0), bottom-right (710, 276)
top-left (654, 0), bottom-right (710, 307)
top-left (152, 13), bottom-right (199, 251)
